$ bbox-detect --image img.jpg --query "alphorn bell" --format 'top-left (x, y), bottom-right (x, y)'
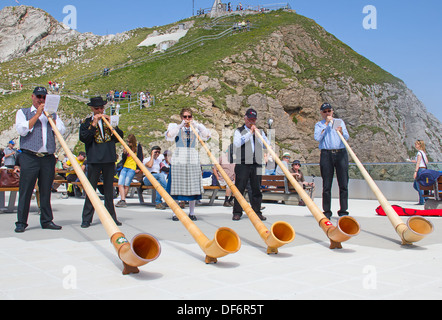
top-left (254, 129), bottom-right (360, 249)
top-left (45, 111), bottom-right (161, 275)
top-left (189, 124), bottom-right (295, 254)
top-left (335, 130), bottom-right (433, 245)
top-left (101, 117), bottom-right (241, 264)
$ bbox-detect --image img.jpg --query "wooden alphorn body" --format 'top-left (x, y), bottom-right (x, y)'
top-left (46, 112), bottom-right (161, 275)
top-left (190, 124), bottom-right (295, 254)
top-left (336, 130), bottom-right (433, 245)
top-left (254, 129), bottom-right (360, 249)
top-left (102, 117), bottom-right (240, 263)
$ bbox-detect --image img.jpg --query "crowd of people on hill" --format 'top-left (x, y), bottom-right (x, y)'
top-left (106, 89), bottom-right (132, 102)
top-left (48, 80), bottom-right (63, 92)
top-left (104, 89), bottom-right (153, 109)
top-left (233, 19), bottom-right (250, 32)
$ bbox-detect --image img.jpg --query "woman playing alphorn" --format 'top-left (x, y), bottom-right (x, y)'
top-left (165, 108), bottom-right (210, 221)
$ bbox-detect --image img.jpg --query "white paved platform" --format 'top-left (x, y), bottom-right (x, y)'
top-left (0, 191), bottom-right (441, 301)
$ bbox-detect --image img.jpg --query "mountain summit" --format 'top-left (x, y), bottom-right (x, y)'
top-left (0, 5), bottom-right (78, 62)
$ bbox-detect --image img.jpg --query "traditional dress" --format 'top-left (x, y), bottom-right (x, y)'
top-left (165, 122), bottom-right (210, 201)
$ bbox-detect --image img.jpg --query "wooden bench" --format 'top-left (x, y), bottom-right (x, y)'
top-left (200, 175), bottom-right (308, 206)
top-left (420, 176), bottom-right (442, 201)
top-left (260, 175), bottom-right (301, 205)
top-left (69, 181), bottom-right (143, 199)
top-left (420, 176), bottom-right (442, 209)
top-left (202, 185), bottom-right (227, 205)
top-left (0, 186), bottom-right (19, 212)
top-left (137, 184), bottom-right (227, 206)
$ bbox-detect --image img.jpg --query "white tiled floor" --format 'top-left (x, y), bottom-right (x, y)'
top-left (1, 194), bottom-right (441, 300)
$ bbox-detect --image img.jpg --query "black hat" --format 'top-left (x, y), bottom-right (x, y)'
top-left (292, 160), bottom-right (301, 167)
top-left (87, 96), bottom-right (106, 107)
top-left (320, 103), bottom-right (332, 111)
top-left (33, 86), bottom-right (47, 96)
top-left (245, 108), bottom-right (257, 119)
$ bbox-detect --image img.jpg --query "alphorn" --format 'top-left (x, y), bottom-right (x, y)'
top-left (189, 124), bottom-right (295, 254)
top-left (45, 111), bottom-right (161, 275)
top-left (101, 117), bottom-right (241, 264)
top-left (336, 130), bottom-right (433, 245)
top-left (254, 129), bottom-right (360, 249)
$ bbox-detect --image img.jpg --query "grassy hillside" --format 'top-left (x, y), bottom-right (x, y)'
top-left (0, 9), bottom-right (401, 151)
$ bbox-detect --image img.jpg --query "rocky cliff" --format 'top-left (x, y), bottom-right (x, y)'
top-left (0, 5), bottom-right (78, 62)
top-left (0, 5), bottom-right (131, 80)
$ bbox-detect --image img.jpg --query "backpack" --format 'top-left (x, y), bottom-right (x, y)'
top-left (416, 169), bottom-right (442, 187)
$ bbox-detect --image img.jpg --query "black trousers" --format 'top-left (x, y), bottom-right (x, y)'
top-left (233, 164), bottom-right (262, 216)
top-left (320, 149), bottom-right (349, 216)
top-left (81, 162), bottom-right (117, 224)
top-left (16, 152), bottom-right (56, 228)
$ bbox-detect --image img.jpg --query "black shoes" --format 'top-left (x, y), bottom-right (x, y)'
top-left (14, 225), bottom-right (26, 233)
top-left (42, 222), bottom-right (62, 230)
top-left (172, 215), bottom-right (197, 221)
top-left (81, 222), bottom-right (91, 228)
top-left (15, 222), bottom-right (62, 232)
top-left (232, 213), bottom-right (266, 221)
top-left (81, 220), bottom-right (121, 228)
top-left (324, 212), bottom-right (350, 219)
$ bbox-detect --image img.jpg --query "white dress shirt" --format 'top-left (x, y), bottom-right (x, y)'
top-left (15, 105), bottom-right (66, 153)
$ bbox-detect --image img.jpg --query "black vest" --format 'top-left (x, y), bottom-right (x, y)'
top-left (234, 125), bottom-right (263, 166)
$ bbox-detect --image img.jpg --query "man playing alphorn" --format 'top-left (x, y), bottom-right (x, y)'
top-left (14, 86), bottom-right (66, 232)
top-left (232, 108), bottom-right (269, 221)
top-left (79, 97), bottom-right (123, 228)
top-left (314, 103), bottom-right (350, 219)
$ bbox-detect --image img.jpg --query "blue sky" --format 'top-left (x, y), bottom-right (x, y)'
top-left (2, 0), bottom-right (441, 122)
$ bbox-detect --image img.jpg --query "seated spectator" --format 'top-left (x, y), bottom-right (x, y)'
top-left (64, 151), bottom-right (87, 196)
top-left (290, 160), bottom-right (314, 206)
top-left (143, 146), bottom-right (167, 210)
top-left (275, 152), bottom-right (291, 175)
top-left (212, 145), bottom-right (235, 207)
top-left (264, 152), bottom-right (276, 175)
top-left (289, 160), bottom-right (315, 188)
top-left (52, 154), bottom-right (66, 192)
top-left (159, 150), bottom-right (171, 181)
top-left (115, 134), bottom-right (143, 207)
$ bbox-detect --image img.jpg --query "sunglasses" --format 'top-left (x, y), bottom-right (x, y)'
top-left (36, 95), bottom-right (46, 99)
top-left (322, 109), bottom-right (332, 113)
top-left (182, 115), bottom-right (192, 119)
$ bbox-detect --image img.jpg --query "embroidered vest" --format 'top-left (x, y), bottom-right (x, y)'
top-left (20, 108), bottom-right (56, 154)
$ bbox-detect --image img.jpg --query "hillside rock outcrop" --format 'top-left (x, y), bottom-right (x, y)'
top-left (169, 26), bottom-right (442, 162)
